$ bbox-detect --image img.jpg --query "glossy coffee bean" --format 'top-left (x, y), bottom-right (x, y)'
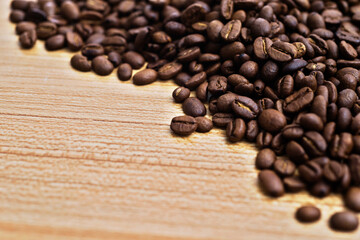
top-left (296, 206), bottom-right (321, 223)
top-left (171, 115), bottom-right (197, 136)
top-left (182, 97), bottom-right (206, 117)
top-left (117, 63), bottom-right (132, 81)
top-left (133, 69), bottom-right (157, 85)
top-left (92, 56), bottom-right (114, 76)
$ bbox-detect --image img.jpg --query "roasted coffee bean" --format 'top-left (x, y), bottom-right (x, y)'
top-left (339, 40), bottom-right (358, 60)
top-left (217, 92), bottom-right (238, 112)
top-left (220, 0), bottom-right (234, 20)
top-left (310, 181), bottom-right (331, 198)
top-left (298, 161), bottom-right (322, 183)
top-left (171, 115), bottom-right (197, 136)
top-left (301, 131), bottom-right (327, 157)
top-left (268, 41), bottom-right (297, 62)
top-left (330, 212), bottom-right (359, 232)
top-left (255, 148), bottom-right (276, 170)
top-left (284, 87), bottom-right (314, 113)
top-left (221, 20), bottom-right (241, 42)
top-left (108, 52), bottom-right (122, 68)
top-left (256, 131), bottom-right (273, 149)
top-left (220, 41), bottom-right (245, 60)
top-left (246, 120), bottom-right (259, 142)
top-left (196, 81), bottom-right (208, 102)
top-left (208, 76), bottom-right (227, 95)
top-left (323, 161), bottom-right (344, 182)
top-left (174, 72), bottom-right (191, 87)
top-left (122, 51), bottom-right (145, 69)
top-left (61, 1), bottom-right (80, 21)
top-left (337, 107), bottom-right (352, 132)
top-left (195, 117), bottom-right (213, 133)
top-left (295, 206), bottom-right (321, 223)
top-left (71, 54), bottom-right (91, 72)
top-left (283, 177), bottom-right (306, 192)
top-left (231, 96), bottom-right (259, 120)
top-left (212, 113), bottom-right (234, 128)
top-left (338, 89), bottom-right (357, 109)
top-left (251, 18), bottom-right (271, 37)
top-left (158, 62), bottom-right (182, 80)
top-left (181, 3), bottom-right (206, 26)
top-left (258, 170), bottom-right (284, 197)
top-left (261, 60), bottom-right (279, 81)
top-left (274, 158), bottom-right (295, 177)
top-left (19, 29), bottom-right (37, 49)
top-left (345, 187), bottom-right (360, 212)
top-left (133, 69), bottom-right (157, 86)
top-left (45, 34), bottom-right (65, 51)
top-left (299, 113), bottom-right (324, 131)
top-left (117, 63), bottom-right (132, 81)
top-left (282, 124), bottom-right (304, 140)
top-left (92, 56), bottom-right (114, 76)
top-left (81, 44), bottom-right (104, 59)
top-left (173, 87), bottom-right (190, 103)
top-left (226, 118), bottom-right (246, 142)
top-left (253, 37), bottom-right (272, 60)
top-left (277, 75), bottom-right (294, 98)
top-left (258, 109), bottom-right (286, 133)
top-left (36, 22), bottom-right (57, 40)
top-left (9, 10), bottom-right (25, 23)
top-left (182, 97), bottom-right (206, 117)
top-left (184, 71), bottom-right (206, 90)
top-left (16, 21), bottom-right (36, 35)
top-left (66, 32), bottom-right (83, 52)
top-left (239, 61), bottom-right (258, 79)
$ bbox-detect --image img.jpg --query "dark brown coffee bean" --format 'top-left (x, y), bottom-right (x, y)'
top-left (253, 37), bottom-right (272, 60)
top-left (122, 51), bottom-right (145, 69)
top-left (310, 180), bottom-right (331, 198)
top-left (181, 3), bottom-right (206, 26)
top-left (323, 161), bottom-right (344, 182)
top-left (255, 148), bottom-right (276, 170)
top-left (171, 115), bottom-right (197, 136)
top-left (91, 56), bottom-right (114, 76)
top-left (212, 113), bottom-right (234, 128)
top-left (220, 0), bottom-right (234, 20)
top-left (268, 41), bottom-right (297, 62)
top-left (283, 177), bottom-right (306, 192)
top-left (61, 1), bottom-right (80, 21)
top-left (19, 29), bottom-right (37, 49)
top-left (330, 212), bottom-right (359, 232)
top-left (246, 120), bottom-right (259, 142)
top-left (221, 20), bottom-right (241, 42)
top-left (208, 76), bottom-right (227, 95)
top-left (220, 41), bottom-right (245, 60)
top-left (261, 60), bottom-right (279, 81)
top-left (11, 0), bottom-right (29, 11)
top-left (184, 72), bottom-right (206, 90)
top-left (353, 136), bottom-right (360, 154)
top-left (256, 131), bottom-right (273, 149)
top-left (217, 92), bottom-right (238, 113)
top-left (16, 21), bottom-right (36, 35)
top-left (133, 69), bottom-right (157, 86)
top-left (81, 44), bottom-right (104, 59)
top-left (277, 75), bottom-right (294, 98)
top-left (45, 34), bottom-right (65, 51)
top-left (299, 113), bottom-right (324, 131)
top-left (345, 187), bottom-right (360, 212)
top-left (284, 87), bottom-right (314, 113)
top-left (226, 118), bottom-right (246, 142)
top-left (239, 61), bottom-right (258, 79)
top-left (302, 131), bottom-right (327, 157)
top-left (174, 72), bottom-right (190, 86)
top-left (65, 31), bottom-right (83, 52)
top-left (282, 124), bottom-right (304, 139)
top-left (311, 95), bottom-right (327, 123)
top-left (9, 10), bottom-right (25, 23)
top-left (296, 206), bottom-right (321, 223)
top-left (158, 62), bottom-right (183, 80)
top-left (340, 40), bottom-right (358, 60)
top-left (298, 161), bottom-right (322, 183)
top-left (231, 96), bottom-right (259, 120)
top-left (337, 107), bottom-right (352, 132)
top-left (196, 81), bottom-right (208, 102)
top-left (338, 89), bottom-right (357, 109)
top-left (258, 109), bottom-right (286, 133)
top-left (117, 63), bottom-right (132, 81)
top-left (177, 47), bottom-right (201, 63)
top-left (251, 18), bottom-right (270, 37)
top-left (36, 22), bottom-right (57, 40)
top-left (182, 97), bottom-right (206, 117)
top-left (71, 54), bottom-right (91, 72)
top-left (108, 52), bottom-right (122, 68)
top-left (258, 170), bottom-right (284, 197)
top-left (173, 87), bottom-right (190, 103)
top-left (195, 117), bottom-right (213, 133)
top-left (274, 158), bottom-right (295, 177)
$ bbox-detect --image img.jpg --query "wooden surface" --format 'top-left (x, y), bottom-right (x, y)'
top-left (0, 1), bottom-right (359, 239)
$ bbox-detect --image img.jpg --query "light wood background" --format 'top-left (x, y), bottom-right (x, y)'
top-left (0, 1), bottom-right (359, 239)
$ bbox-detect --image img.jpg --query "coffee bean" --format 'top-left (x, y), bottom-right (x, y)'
top-left (338, 89), bottom-right (357, 109)
top-left (184, 71), bottom-right (206, 90)
top-left (283, 87), bottom-right (314, 113)
top-left (133, 69), bottom-right (157, 85)
top-left (220, 0), bottom-right (233, 20)
top-left (310, 180), bottom-right (331, 198)
top-left (45, 34), bottom-right (65, 51)
top-left (299, 113), bottom-right (324, 131)
top-left (158, 62), bottom-right (183, 80)
top-left (81, 44), bottom-right (104, 59)
top-left (9, 10), bottom-right (25, 23)
top-left (323, 161), bottom-right (344, 182)
top-left (258, 170), bottom-right (284, 197)
top-left (274, 158), bottom-right (296, 177)
top-left (253, 37), bottom-right (272, 60)
top-left (258, 109), bottom-right (286, 133)
top-left (231, 96), bottom-right (259, 120)
top-left (330, 212), bottom-right (359, 232)
top-left (256, 131), bottom-right (273, 149)
top-left (61, 1), bottom-right (80, 21)
top-left (196, 81), bottom-right (208, 102)
top-left (246, 120), bottom-right (259, 142)
top-left (173, 87), bottom-right (190, 103)
top-left (36, 22), bottom-right (57, 40)
top-left (91, 56), bottom-right (114, 76)
top-left (122, 51), bottom-right (145, 69)
top-left (220, 20), bottom-right (241, 42)
top-left (182, 97), bottom-right (206, 117)
top-left (239, 61), bottom-right (258, 79)
top-left (226, 118), bottom-right (246, 142)
top-left (296, 206), bottom-right (321, 223)
top-left (283, 176), bottom-right (306, 192)
top-left (66, 31), bottom-right (83, 52)
top-left (71, 54), bottom-right (91, 72)
top-left (340, 40), bottom-right (358, 60)
top-left (16, 21), bottom-right (36, 35)
top-left (255, 148), bottom-right (276, 170)
top-left (268, 41), bottom-right (297, 62)
top-left (195, 116), bottom-right (213, 133)
top-left (298, 161), bottom-right (322, 183)
top-left (212, 113), bottom-right (234, 128)
top-left (171, 115), bottom-right (198, 136)
top-left (251, 18), bottom-right (270, 37)
top-left (282, 124), bottom-right (304, 140)
top-left (117, 63), bottom-right (132, 81)
top-left (181, 3), bottom-right (206, 26)
top-left (208, 76), bottom-right (227, 95)
top-left (19, 29), bottom-right (37, 49)
top-left (345, 187), bottom-right (360, 212)
top-left (301, 131), bottom-right (327, 157)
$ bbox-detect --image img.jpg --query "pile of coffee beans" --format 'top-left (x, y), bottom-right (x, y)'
top-left (9, 0), bottom-right (360, 232)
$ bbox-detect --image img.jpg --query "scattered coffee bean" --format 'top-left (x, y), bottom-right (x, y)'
top-left (182, 97), bottom-right (206, 117)
top-left (133, 69), bottom-right (158, 86)
top-left (195, 117), bottom-right (213, 133)
top-left (173, 87), bottom-right (190, 103)
top-left (117, 63), bottom-right (133, 81)
top-left (71, 54), bottom-right (91, 72)
top-left (171, 115), bottom-right (197, 136)
top-left (255, 148), bottom-right (276, 170)
top-left (345, 187), bottom-right (360, 212)
top-left (258, 170), bottom-right (284, 197)
top-left (295, 206), bottom-right (321, 223)
top-left (92, 56), bottom-right (114, 76)
top-left (330, 211), bottom-right (359, 232)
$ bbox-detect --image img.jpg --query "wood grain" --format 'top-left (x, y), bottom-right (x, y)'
top-left (0, 1), bottom-right (359, 239)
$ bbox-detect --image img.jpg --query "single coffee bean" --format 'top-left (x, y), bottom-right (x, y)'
top-left (323, 161), bottom-right (344, 182)
top-left (108, 52), bottom-right (122, 68)
top-left (339, 40), bottom-right (358, 60)
top-left (258, 170), bottom-right (284, 197)
top-left (195, 116), bottom-right (213, 133)
top-left (177, 47), bottom-right (201, 63)
top-left (220, 0), bottom-right (233, 20)
top-left (299, 113), bottom-right (324, 132)
top-left (117, 63), bottom-right (132, 81)
top-left (16, 21), bottom-right (36, 35)
top-left (283, 87), bottom-right (314, 113)
top-left (9, 10), bottom-right (25, 23)
top-left (231, 96), bottom-right (259, 120)
top-left (295, 206), bottom-right (321, 223)
top-left (274, 158), bottom-right (296, 177)
top-left (310, 180), bottom-right (331, 198)
top-left (70, 54), bottom-right (91, 72)
top-left (173, 87), bottom-right (190, 103)
top-left (170, 115), bottom-right (198, 136)
top-left (338, 89), bottom-right (357, 109)
top-left (91, 56), bottom-right (114, 76)
top-left (220, 20), bottom-right (241, 42)
top-left (66, 31), bottom-right (83, 52)
top-left (301, 131), bottom-right (327, 157)
top-left (133, 69), bottom-right (158, 86)
top-left (239, 61), bottom-right (258, 79)
top-left (196, 81), bottom-right (208, 102)
top-left (19, 29), bottom-right (37, 49)
top-left (45, 34), bottom-right (65, 51)
top-left (182, 97), bottom-right (206, 117)
top-left (255, 148), bottom-right (276, 170)
top-left (122, 51), bottom-right (145, 69)
top-left (330, 212), bottom-right (359, 232)
top-left (212, 113), bottom-right (234, 128)
top-left (258, 109), bottom-right (287, 133)
top-left (277, 75), bottom-right (294, 98)
top-left (184, 71), bottom-right (207, 90)
top-left (158, 62), bottom-right (183, 80)
top-left (226, 118), bottom-right (246, 142)
top-left (208, 75), bottom-right (227, 95)
top-left (175, 72), bottom-right (191, 86)
top-left (256, 131), bottom-right (273, 149)
top-left (345, 187), bottom-right (360, 212)
top-left (36, 22), bottom-right (57, 40)
top-left (181, 3), bottom-right (206, 26)
top-left (253, 37), bottom-right (272, 60)
top-left (298, 161), bottom-right (322, 183)
top-left (246, 120), bottom-right (259, 142)
top-left (283, 177), bottom-right (306, 192)
top-left (251, 18), bottom-right (271, 37)
top-left (268, 41), bottom-right (297, 62)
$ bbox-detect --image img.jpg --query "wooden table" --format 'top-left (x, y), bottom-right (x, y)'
top-left (0, 1), bottom-right (359, 239)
